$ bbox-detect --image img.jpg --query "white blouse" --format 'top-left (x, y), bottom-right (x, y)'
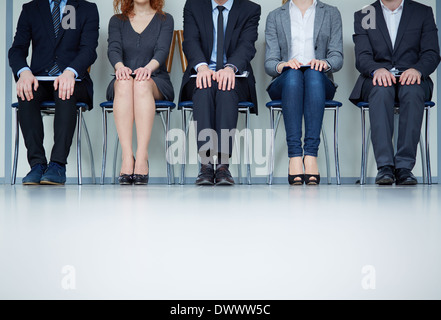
top-left (289, 0), bottom-right (317, 65)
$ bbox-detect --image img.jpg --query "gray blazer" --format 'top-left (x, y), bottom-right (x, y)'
top-left (265, 0), bottom-right (343, 87)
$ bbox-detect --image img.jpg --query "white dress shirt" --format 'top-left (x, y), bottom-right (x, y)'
top-left (380, 0), bottom-right (404, 49)
top-left (289, 0), bottom-right (317, 65)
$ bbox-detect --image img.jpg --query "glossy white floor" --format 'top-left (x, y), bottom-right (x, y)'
top-left (0, 184), bottom-right (440, 300)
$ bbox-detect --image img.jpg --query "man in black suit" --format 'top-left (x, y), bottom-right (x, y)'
top-left (350, 0), bottom-right (440, 185)
top-left (9, 0), bottom-right (99, 185)
top-left (180, 0), bottom-right (261, 186)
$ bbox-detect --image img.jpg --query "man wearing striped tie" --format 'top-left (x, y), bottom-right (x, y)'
top-left (9, 0), bottom-right (99, 185)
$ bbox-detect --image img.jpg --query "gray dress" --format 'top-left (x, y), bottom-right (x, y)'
top-left (106, 13), bottom-right (175, 101)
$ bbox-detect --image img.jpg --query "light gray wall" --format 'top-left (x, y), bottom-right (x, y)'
top-left (2, 0), bottom-right (439, 183)
top-left (0, 0), bottom-right (6, 179)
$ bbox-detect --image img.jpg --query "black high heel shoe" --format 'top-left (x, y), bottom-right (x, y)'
top-left (118, 174), bottom-right (133, 185)
top-left (288, 174), bottom-right (305, 185)
top-left (303, 157), bottom-right (320, 185)
top-left (133, 161), bottom-right (149, 185)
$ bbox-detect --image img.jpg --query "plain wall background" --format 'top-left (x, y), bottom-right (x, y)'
top-left (1, 0), bottom-right (438, 183)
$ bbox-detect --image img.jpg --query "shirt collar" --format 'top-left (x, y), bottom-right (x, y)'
top-left (212, 0), bottom-right (234, 12)
top-left (290, 0), bottom-right (317, 11)
top-left (380, 0), bottom-right (404, 13)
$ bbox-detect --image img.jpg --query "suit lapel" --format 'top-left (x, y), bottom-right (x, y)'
top-left (374, 0), bottom-right (394, 54)
top-left (393, 0), bottom-right (412, 53)
top-left (225, 0), bottom-right (242, 54)
top-left (36, 0), bottom-right (56, 46)
top-left (204, 0), bottom-right (215, 57)
top-left (55, 0), bottom-right (79, 47)
top-left (280, 2), bottom-right (291, 52)
top-left (314, 1), bottom-right (325, 45)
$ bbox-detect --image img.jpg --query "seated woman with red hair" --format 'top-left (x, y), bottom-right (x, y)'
top-left (107, 0), bottom-right (174, 185)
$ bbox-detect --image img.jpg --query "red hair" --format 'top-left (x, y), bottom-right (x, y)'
top-left (113, 0), bottom-right (165, 18)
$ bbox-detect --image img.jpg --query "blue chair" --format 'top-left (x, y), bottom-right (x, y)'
top-left (357, 101), bottom-right (435, 185)
top-left (11, 101), bottom-right (95, 185)
top-left (266, 100), bottom-right (343, 185)
top-left (100, 100), bottom-right (176, 185)
top-left (179, 101), bottom-right (255, 185)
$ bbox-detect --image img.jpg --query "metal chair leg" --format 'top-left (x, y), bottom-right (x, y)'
top-left (268, 108), bottom-right (276, 185)
top-left (360, 108), bottom-right (367, 185)
top-left (234, 131), bottom-right (242, 184)
top-left (425, 107), bottom-right (432, 185)
top-left (12, 108), bottom-right (19, 185)
top-left (245, 108), bottom-right (251, 185)
top-left (321, 128), bottom-right (331, 185)
top-left (420, 133), bottom-right (427, 184)
top-left (77, 110), bottom-right (83, 185)
top-left (180, 109), bottom-right (187, 185)
top-left (334, 108), bottom-right (341, 185)
top-left (112, 134), bottom-right (119, 184)
top-left (101, 109), bottom-right (108, 185)
top-left (82, 117), bottom-right (95, 184)
top-left (166, 109), bottom-right (174, 185)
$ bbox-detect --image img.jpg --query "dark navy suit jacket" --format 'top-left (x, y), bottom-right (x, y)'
top-left (179, 0), bottom-right (261, 113)
top-left (349, 0), bottom-right (441, 104)
top-left (9, 0), bottom-right (99, 108)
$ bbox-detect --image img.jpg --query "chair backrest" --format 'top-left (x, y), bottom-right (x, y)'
top-left (176, 30), bottom-right (188, 73)
top-left (166, 31), bottom-right (177, 74)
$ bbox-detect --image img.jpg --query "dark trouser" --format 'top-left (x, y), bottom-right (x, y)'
top-left (361, 80), bottom-right (431, 170)
top-left (183, 78), bottom-right (250, 164)
top-left (18, 81), bottom-right (89, 168)
top-left (267, 68), bottom-right (336, 158)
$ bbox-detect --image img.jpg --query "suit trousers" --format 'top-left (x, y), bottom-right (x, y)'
top-left (183, 78), bottom-right (250, 164)
top-left (361, 79), bottom-right (431, 170)
top-left (18, 81), bottom-right (89, 168)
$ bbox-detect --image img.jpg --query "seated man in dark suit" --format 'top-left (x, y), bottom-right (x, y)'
top-left (350, 0), bottom-right (440, 185)
top-left (9, 0), bottom-right (99, 185)
top-left (180, 0), bottom-right (261, 186)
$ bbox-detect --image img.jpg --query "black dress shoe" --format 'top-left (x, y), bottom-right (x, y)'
top-left (118, 174), bottom-right (133, 185)
top-left (375, 166), bottom-right (395, 185)
top-left (133, 174), bottom-right (149, 185)
top-left (395, 168), bottom-right (418, 185)
top-left (196, 165), bottom-right (215, 186)
top-left (215, 165), bottom-right (235, 186)
top-left (305, 174), bottom-right (320, 185)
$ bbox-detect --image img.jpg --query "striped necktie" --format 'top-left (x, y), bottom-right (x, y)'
top-left (48, 0), bottom-right (61, 75)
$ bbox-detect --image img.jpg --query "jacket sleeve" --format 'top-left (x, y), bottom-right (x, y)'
top-left (67, 3), bottom-right (99, 78)
top-left (353, 10), bottom-right (388, 77)
top-left (264, 10), bottom-right (282, 78)
top-left (8, 4), bottom-right (32, 79)
top-left (226, 4), bottom-right (261, 73)
top-left (325, 7), bottom-right (344, 73)
top-left (412, 6), bottom-right (441, 78)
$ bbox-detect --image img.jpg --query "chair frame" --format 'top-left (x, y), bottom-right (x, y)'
top-left (359, 102), bottom-right (434, 185)
top-left (11, 102), bottom-right (96, 185)
top-left (100, 103), bottom-right (175, 185)
top-left (179, 103), bottom-right (252, 185)
top-left (266, 101), bottom-right (342, 185)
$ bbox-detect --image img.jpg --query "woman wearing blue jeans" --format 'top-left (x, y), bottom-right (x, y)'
top-left (265, 0), bottom-right (343, 185)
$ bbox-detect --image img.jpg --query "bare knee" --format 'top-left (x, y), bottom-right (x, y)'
top-left (134, 78), bottom-right (155, 96)
top-left (114, 78), bottom-right (134, 97)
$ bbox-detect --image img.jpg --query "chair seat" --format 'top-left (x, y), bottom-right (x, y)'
top-left (179, 101), bottom-right (255, 111)
top-left (266, 100), bottom-right (343, 108)
top-left (357, 101), bottom-right (435, 108)
top-left (100, 100), bottom-right (176, 109)
top-left (12, 101), bottom-right (90, 111)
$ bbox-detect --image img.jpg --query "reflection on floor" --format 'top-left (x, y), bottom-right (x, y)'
top-left (0, 184), bottom-right (440, 299)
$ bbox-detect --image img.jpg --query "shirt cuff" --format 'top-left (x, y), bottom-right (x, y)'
top-left (225, 64), bottom-right (238, 73)
top-left (65, 67), bottom-right (78, 78)
top-left (17, 67), bottom-right (31, 77)
top-left (324, 60), bottom-right (332, 72)
top-left (194, 63), bottom-right (208, 73)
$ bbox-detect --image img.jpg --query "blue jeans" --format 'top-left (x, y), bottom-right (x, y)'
top-left (267, 68), bottom-right (336, 158)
